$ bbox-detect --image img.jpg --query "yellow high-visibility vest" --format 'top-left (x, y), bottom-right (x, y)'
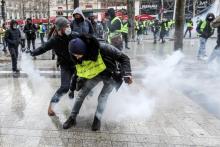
top-left (75, 52), bottom-right (106, 79)
top-left (121, 23), bottom-right (128, 33)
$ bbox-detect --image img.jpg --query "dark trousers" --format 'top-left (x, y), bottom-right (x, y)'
top-left (8, 47), bottom-right (19, 71)
top-left (50, 66), bottom-right (74, 103)
top-left (40, 33), bottom-right (45, 45)
top-left (122, 32), bottom-right (129, 47)
top-left (2, 37), bottom-right (7, 51)
top-left (21, 39), bottom-right (25, 49)
top-left (184, 28), bottom-right (192, 38)
top-left (27, 39), bottom-right (35, 51)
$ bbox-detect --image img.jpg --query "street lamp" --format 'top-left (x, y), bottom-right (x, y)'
top-left (1, 0), bottom-right (6, 22)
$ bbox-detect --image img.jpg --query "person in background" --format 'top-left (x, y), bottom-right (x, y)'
top-left (19, 25), bottom-right (26, 52)
top-left (70, 7), bottom-right (94, 35)
top-left (184, 18), bottom-right (193, 38)
top-left (105, 8), bottom-right (123, 50)
top-left (151, 19), bottom-right (160, 44)
top-left (121, 18), bottom-right (130, 49)
top-left (0, 23), bottom-right (7, 53)
top-left (159, 20), bottom-right (167, 43)
top-left (196, 13), bottom-right (215, 60)
top-left (38, 22), bottom-right (47, 45)
top-left (23, 18), bottom-right (37, 53)
top-left (4, 20), bottom-right (21, 76)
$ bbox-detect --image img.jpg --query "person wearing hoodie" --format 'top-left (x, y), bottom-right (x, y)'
top-left (30, 17), bottom-right (78, 116)
top-left (62, 34), bottom-right (132, 131)
top-left (105, 8), bottom-right (123, 50)
top-left (196, 13), bottom-right (215, 60)
top-left (70, 7), bottom-right (94, 35)
top-left (5, 20), bottom-right (21, 74)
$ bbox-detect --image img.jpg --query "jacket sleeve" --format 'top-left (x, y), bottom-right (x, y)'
top-left (100, 43), bottom-right (132, 76)
top-left (32, 37), bottom-right (55, 56)
top-left (109, 19), bottom-right (121, 32)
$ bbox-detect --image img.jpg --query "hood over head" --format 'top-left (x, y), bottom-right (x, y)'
top-left (69, 33), bottom-right (100, 61)
top-left (206, 13), bottom-right (215, 22)
top-left (72, 7), bottom-right (85, 21)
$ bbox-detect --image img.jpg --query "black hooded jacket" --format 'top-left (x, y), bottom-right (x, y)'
top-left (70, 34), bottom-right (131, 78)
top-left (196, 13), bottom-right (215, 39)
top-left (32, 33), bottom-right (78, 70)
top-left (5, 20), bottom-right (21, 48)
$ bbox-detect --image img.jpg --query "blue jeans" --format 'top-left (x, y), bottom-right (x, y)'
top-left (51, 66), bottom-right (74, 103)
top-left (71, 75), bottom-right (115, 120)
top-left (208, 46), bottom-right (220, 63)
top-left (197, 37), bottom-right (208, 58)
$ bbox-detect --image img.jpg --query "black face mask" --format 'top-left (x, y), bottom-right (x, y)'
top-left (75, 17), bottom-right (83, 23)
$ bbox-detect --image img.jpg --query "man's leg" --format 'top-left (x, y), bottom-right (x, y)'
top-left (197, 37), bottom-right (207, 59)
top-left (92, 78), bottom-right (115, 131)
top-left (8, 48), bottom-right (17, 72)
top-left (63, 77), bottom-right (101, 129)
top-left (125, 33), bottom-right (129, 49)
top-left (48, 66), bottom-right (73, 116)
top-left (32, 39), bottom-right (36, 50)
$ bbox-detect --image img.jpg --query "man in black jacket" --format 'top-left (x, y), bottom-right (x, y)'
top-left (5, 20), bottom-right (21, 75)
top-left (31, 17), bottom-right (77, 116)
top-left (70, 7), bottom-right (94, 35)
top-left (63, 34), bottom-right (132, 131)
top-left (24, 18), bottom-right (37, 53)
top-left (196, 13), bottom-right (215, 60)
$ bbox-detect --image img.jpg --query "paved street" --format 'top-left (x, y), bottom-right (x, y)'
top-left (0, 36), bottom-right (220, 147)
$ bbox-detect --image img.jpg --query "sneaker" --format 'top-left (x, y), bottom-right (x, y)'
top-left (48, 103), bottom-right (56, 116)
top-left (63, 116), bottom-right (76, 129)
top-left (91, 116), bottom-right (101, 131)
top-left (125, 46), bottom-right (130, 49)
top-left (15, 69), bottom-right (20, 73)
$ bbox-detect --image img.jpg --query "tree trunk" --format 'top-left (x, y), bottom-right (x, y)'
top-left (127, 0), bottom-right (135, 40)
top-left (193, 0), bottom-right (197, 17)
top-left (174, 0), bottom-right (186, 51)
top-left (74, 0), bottom-right (79, 9)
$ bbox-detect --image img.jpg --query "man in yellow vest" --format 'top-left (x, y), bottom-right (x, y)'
top-left (196, 13), bottom-right (215, 60)
top-left (184, 18), bottom-right (193, 38)
top-left (121, 18), bottom-right (130, 49)
top-left (105, 8), bottom-right (123, 50)
top-left (38, 22), bottom-right (46, 45)
top-left (63, 34), bottom-right (132, 131)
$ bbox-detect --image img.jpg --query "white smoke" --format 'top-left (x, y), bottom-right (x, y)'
top-left (20, 53), bottom-right (52, 98)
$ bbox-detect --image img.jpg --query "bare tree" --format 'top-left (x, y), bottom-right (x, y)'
top-left (174, 0), bottom-right (186, 51)
top-left (127, 0), bottom-right (135, 40)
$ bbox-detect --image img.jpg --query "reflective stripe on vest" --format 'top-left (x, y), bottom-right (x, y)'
top-left (76, 53), bottom-right (106, 79)
top-left (121, 23), bottom-right (128, 33)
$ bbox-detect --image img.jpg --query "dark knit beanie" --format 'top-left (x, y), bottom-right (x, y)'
top-left (69, 38), bottom-right (87, 55)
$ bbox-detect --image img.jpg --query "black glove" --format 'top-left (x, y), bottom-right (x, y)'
top-left (68, 91), bottom-right (74, 99)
